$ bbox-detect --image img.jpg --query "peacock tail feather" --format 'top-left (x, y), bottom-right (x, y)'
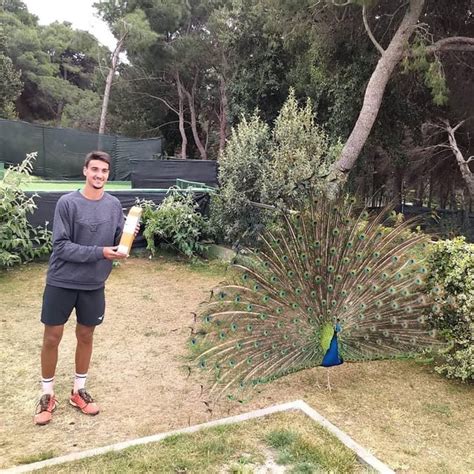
top-left (190, 194), bottom-right (441, 400)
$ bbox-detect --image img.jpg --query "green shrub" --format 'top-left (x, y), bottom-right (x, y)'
top-left (426, 237), bottom-right (474, 381)
top-left (262, 89), bottom-right (334, 207)
top-left (210, 113), bottom-right (272, 245)
top-left (139, 191), bottom-right (210, 258)
top-left (212, 89), bottom-right (336, 245)
top-left (0, 153), bottom-right (52, 267)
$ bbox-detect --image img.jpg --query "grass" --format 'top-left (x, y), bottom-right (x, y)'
top-left (129, 248), bottom-right (231, 276)
top-left (36, 412), bottom-right (366, 473)
top-left (188, 257), bottom-right (231, 276)
top-left (423, 402), bottom-right (452, 417)
top-left (19, 180), bottom-right (131, 191)
top-left (0, 257), bottom-right (473, 473)
top-left (266, 427), bottom-right (358, 473)
top-left (16, 451), bottom-right (56, 465)
top-left (1, 171), bottom-right (132, 191)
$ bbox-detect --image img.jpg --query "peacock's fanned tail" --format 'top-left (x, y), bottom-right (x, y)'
top-left (190, 195), bottom-right (441, 400)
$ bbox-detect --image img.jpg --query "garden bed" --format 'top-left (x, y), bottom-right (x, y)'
top-left (0, 257), bottom-right (473, 472)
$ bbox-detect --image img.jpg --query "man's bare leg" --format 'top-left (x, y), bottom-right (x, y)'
top-left (34, 325), bottom-right (63, 425)
top-left (41, 324), bottom-right (64, 381)
top-left (70, 323), bottom-right (100, 415)
top-left (75, 323), bottom-right (95, 376)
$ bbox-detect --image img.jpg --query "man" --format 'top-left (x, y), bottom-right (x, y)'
top-left (34, 151), bottom-right (128, 425)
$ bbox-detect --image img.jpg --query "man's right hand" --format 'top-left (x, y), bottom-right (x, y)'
top-left (103, 246), bottom-right (127, 260)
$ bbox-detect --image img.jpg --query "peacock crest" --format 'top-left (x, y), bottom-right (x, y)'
top-left (189, 194), bottom-right (441, 400)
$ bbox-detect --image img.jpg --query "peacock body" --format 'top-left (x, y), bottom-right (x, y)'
top-left (190, 195), bottom-right (440, 399)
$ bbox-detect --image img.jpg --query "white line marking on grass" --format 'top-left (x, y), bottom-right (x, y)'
top-left (3, 400), bottom-right (394, 474)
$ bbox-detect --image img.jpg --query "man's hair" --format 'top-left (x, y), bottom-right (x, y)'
top-left (84, 151), bottom-right (111, 169)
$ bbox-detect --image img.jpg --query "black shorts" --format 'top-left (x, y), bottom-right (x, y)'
top-left (41, 285), bottom-right (106, 327)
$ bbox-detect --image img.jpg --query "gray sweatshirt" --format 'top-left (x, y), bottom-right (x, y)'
top-left (46, 190), bottom-right (124, 290)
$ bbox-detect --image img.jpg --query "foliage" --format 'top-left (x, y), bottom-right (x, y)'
top-left (426, 237), bottom-right (474, 381)
top-left (60, 90), bottom-right (102, 130)
top-left (0, 49), bottom-right (23, 118)
top-left (262, 89), bottom-right (334, 206)
top-left (221, 0), bottom-right (291, 126)
top-left (139, 191), bottom-right (210, 258)
top-left (402, 35), bottom-right (449, 107)
top-left (97, 0), bottom-right (226, 152)
top-left (2, 0), bottom-right (473, 212)
top-left (1, 6), bottom-right (109, 128)
top-left (210, 113), bottom-right (271, 245)
top-left (213, 91), bottom-right (333, 244)
top-left (0, 153), bottom-right (52, 267)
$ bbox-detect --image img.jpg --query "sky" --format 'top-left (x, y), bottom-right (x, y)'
top-left (22, 0), bottom-right (117, 51)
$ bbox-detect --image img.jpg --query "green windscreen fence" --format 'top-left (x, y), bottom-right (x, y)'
top-left (0, 119), bottom-right (163, 180)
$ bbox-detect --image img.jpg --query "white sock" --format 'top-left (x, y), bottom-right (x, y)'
top-left (41, 376), bottom-right (54, 395)
top-left (73, 373), bottom-right (87, 393)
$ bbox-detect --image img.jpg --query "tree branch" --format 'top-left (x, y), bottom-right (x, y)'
top-left (363, 5), bottom-right (385, 55)
top-left (136, 92), bottom-right (179, 116)
top-left (329, 0), bottom-right (351, 5)
top-left (451, 119), bottom-right (465, 132)
top-left (140, 121), bottom-right (184, 135)
top-left (99, 28), bottom-right (128, 135)
top-left (443, 120), bottom-right (474, 198)
top-left (424, 37), bottom-right (474, 55)
top-left (331, 0), bottom-right (425, 187)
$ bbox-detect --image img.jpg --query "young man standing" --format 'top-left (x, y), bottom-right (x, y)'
top-left (34, 151), bottom-right (128, 425)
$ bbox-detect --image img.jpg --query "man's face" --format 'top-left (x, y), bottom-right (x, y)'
top-left (83, 159), bottom-right (110, 190)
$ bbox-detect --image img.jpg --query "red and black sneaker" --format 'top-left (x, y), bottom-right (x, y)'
top-left (69, 389), bottom-right (99, 415)
top-left (33, 394), bottom-right (57, 425)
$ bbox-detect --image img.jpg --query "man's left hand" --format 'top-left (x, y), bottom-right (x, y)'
top-left (134, 222), bottom-right (141, 238)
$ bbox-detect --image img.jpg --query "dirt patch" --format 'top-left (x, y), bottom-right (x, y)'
top-left (0, 257), bottom-right (473, 472)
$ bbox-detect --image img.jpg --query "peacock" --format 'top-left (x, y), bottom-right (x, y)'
top-left (189, 194), bottom-right (441, 400)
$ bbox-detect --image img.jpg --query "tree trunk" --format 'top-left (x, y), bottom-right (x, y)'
top-left (445, 121), bottom-right (474, 199)
top-left (99, 35), bottom-right (125, 138)
top-left (218, 74), bottom-right (229, 156)
top-left (184, 73), bottom-right (207, 160)
top-left (428, 170), bottom-right (433, 208)
top-left (176, 72), bottom-right (188, 159)
top-left (460, 189), bottom-right (469, 233)
top-left (327, 0), bottom-right (425, 193)
top-left (414, 180), bottom-right (424, 207)
top-left (56, 101), bottom-right (64, 126)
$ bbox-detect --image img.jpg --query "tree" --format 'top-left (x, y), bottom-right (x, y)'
top-left (215, 0), bottom-right (291, 127)
top-left (328, 0), bottom-right (474, 191)
top-left (0, 50), bottom-right (23, 118)
top-left (443, 121), bottom-right (474, 199)
top-left (1, 3), bottom-right (109, 129)
top-left (97, 0), bottom-right (235, 158)
top-left (420, 120), bottom-right (474, 200)
top-left (94, 1), bottom-right (158, 135)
